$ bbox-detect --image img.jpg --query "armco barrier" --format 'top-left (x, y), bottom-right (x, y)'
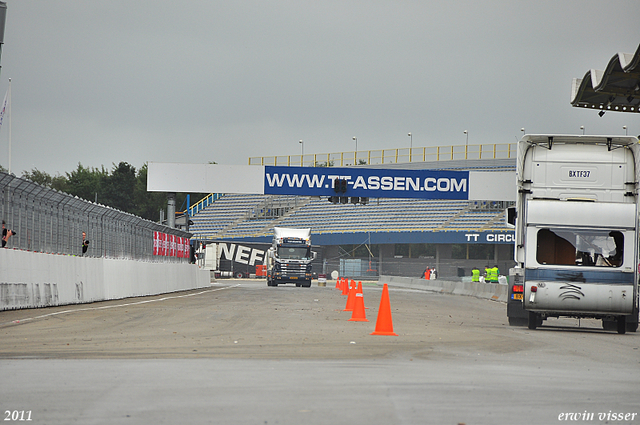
top-left (0, 249), bottom-right (211, 311)
top-left (379, 275), bottom-right (507, 303)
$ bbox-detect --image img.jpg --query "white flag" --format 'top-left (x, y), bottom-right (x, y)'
top-left (0, 89), bottom-right (7, 129)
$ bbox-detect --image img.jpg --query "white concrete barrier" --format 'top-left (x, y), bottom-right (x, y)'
top-left (379, 275), bottom-right (507, 303)
top-left (0, 249), bottom-right (211, 311)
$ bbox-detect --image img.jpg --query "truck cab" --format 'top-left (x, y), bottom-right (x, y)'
top-left (267, 227), bottom-right (316, 287)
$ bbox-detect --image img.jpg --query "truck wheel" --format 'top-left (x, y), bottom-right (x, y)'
top-left (302, 280), bottom-right (311, 288)
top-left (235, 272), bottom-right (244, 279)
top-left (616, 316), bottom-right (626, 334)
top-left (527, 312), bottom-right (539, 330)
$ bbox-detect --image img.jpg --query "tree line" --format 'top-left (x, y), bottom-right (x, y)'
top-left (1, 162), bottom-right (206, 222)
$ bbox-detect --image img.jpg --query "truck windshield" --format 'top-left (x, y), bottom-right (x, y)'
top-left (277, 246), bottom-right (310, 260)
top-left (536, 228), bottom-right (624, 268)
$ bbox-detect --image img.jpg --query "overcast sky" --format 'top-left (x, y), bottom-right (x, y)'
top-left (0, 0), bottom-right (638, 176)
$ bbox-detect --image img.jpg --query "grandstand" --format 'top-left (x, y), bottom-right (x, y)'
top-left (187, 154), bottom-right (516, 279)
top-left (190, 196), bottom-right (511, 242)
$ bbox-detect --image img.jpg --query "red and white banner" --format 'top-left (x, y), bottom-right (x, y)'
top-left (154, 232), bottom-right (190, 258)
top-left (153, 232), bottom-right (160, 255)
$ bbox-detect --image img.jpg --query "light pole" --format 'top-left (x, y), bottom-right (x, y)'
top-left (580, 126), bottom-right (585, 135)
top-left (408, 133), bottom-right (412, 162)
top-left (464, 130), bottom-right (468, 159)
top-left (299, 140), bottom-right (304, 166)
top-left (623, 125), bottom-right (628, 136)
top-left (7, 78), bottom-right (10, 175)
top-left (352, 137), bottom-right (358, 165)
top-left (521, 128), bottom-right (525, 136)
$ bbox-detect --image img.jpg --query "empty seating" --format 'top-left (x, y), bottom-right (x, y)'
top-left (190, 193), bottom-right (511, 240)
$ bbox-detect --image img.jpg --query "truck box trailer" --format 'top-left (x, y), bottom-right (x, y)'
top-left (507, 135), bottom-right (639, 333)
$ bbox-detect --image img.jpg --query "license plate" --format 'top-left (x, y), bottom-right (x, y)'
top-left (290, 276), bottom-right (297, 279)
top-left (512, 293), bottom-right (523, 300)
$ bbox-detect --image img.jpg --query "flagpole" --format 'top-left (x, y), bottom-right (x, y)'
top-left (7, 77), bottom-right (10, 175)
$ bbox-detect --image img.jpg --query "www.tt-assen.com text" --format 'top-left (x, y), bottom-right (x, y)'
top-left (265, 171), bottom-right (468, 197)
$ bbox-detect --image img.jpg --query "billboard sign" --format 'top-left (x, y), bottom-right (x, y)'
top-left (264, 166), bottom-right (470, 200)
top-left (148, 162), bottom-right (515, 201)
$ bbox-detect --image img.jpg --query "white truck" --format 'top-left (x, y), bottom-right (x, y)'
top-left (267, 227), bottom-right (316, 287)
top-left (507, 135), bottom-right (639, 334)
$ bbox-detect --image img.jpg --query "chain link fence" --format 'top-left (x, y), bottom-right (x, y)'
top-left (1, 172), bottom-right (190, 261)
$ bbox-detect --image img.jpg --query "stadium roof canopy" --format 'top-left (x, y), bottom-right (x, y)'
top-left (571, 43), bottom-right (640, 114)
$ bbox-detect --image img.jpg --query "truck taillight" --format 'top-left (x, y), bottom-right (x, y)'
top-left (530, 286), bottom-right (537, 293)
top-left (513, 284), bottom-right (524, 293)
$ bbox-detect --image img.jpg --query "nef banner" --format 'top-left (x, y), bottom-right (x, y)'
top-left (264, 166), bottom-right (469, 200)
top-left (153, 232), bottom-right (190, 258)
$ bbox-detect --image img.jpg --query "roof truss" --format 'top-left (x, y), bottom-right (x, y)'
top-left (571, 44), bottom-right (640, 114)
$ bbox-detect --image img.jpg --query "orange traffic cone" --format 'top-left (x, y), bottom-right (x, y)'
top-left (370, 283), bottom-right (398, 336)
top-left (349, 291), bottom-right (368, 322)
top-left (335, 277), bottom-right (341, 290)
top-left (341, 278), bottom-right (349, 295)
top-left (356, 281), bottom-right (369, 308)
top-left (343, 281), bottom-right (356, 311)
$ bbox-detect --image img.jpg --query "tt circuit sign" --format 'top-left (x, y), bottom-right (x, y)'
top-left (465, 233), bottom-right (515, 243)
top-left (147, 163), bottom-right (515, 201)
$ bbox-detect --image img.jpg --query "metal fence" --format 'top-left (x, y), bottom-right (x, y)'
top-left (249, 143), bottom-right (517, 167)
top-left (0, 172), bottom-right (190, 261)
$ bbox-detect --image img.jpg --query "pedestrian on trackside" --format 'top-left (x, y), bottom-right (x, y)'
top-left (2, 220), bottom-right (15, 248)
top-left (471, 266), bottom-right (480, 282)
top-left (82, 231), bottom-right (90, 256)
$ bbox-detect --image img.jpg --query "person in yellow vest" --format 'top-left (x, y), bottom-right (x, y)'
top-left (471, 266), bottom-right (480, 282)
top-left (490, 265), bottom-right (500, 283)
top-left (484, 265), bottom-right (491, 282)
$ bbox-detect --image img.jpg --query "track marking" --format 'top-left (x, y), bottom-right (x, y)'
top-left (1, 284), bottom-right (240, 327)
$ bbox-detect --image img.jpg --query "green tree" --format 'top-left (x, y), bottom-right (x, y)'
top-left (101, 162), bottom-right (137, 212)
top-left (22, 168), bottom-right (68, 192)
top-left (65, 163), bottom-right (107, 203)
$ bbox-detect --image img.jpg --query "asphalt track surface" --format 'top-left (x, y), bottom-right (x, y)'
top-left (1, 280), bottom-right (639, 425)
